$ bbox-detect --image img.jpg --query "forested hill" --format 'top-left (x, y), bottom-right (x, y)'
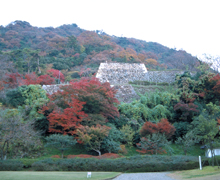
top-left (0, 20), bottom-right (200, 78)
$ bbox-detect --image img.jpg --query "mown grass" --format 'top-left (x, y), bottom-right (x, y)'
top-left (0, 171), bottom-right (120, 180)
top-left (171, 166), bottom-right (220, 179)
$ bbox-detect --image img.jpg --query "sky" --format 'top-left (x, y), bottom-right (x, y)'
top-left (1, 0), bottom-right (220, 59)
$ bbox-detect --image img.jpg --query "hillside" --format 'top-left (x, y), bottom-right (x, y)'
top-left (0, 20), bottom-right (200, 79)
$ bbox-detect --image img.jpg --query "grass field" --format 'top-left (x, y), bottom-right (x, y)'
top-left (169, 166), bottom-right (220, 179)
top-left (0, 171), bottom-right (120, 180)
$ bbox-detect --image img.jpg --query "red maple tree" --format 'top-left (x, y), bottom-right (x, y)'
top-left (140, 119), bottom-right (175, 138)
top-left (3, 72), bottom-right (23, 88)
top-left (22, 72), bottom-right (55, 85)
top-left (42, 77), bottom-right (119, 135)
top-left (47, 69), bottom-right (65, 83)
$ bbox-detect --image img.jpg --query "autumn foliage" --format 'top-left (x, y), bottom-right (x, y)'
top-left (43, 99), bottom-right (87, 135)
top-left (140, 119), bottom-right (175, 138)
top-left (43, 77), bottom-right (119, 135)
top-left (47, 69), bottom-right (65, 83)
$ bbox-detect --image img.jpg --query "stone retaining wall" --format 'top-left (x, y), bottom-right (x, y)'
top-left (146, 71), bottom-right (184, 84)
top-left (96, 63), bottom-right (147, 84)
top-left (96, 63), bottom-right (184, 84)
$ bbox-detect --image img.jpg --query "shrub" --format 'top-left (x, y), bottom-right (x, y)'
top-left (0, 160), bottom-right (23, 171)
top-left (118, 145), bottom-right (128, 155)
top-left (31, 155), bottom-right (199, 172)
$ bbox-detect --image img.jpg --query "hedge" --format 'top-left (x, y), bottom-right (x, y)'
top-left (31, 155), bottom-right (200, 172)
top-left (1, 155), bottom-right (216, 172)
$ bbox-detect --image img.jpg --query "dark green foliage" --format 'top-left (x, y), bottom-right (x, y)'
top-left (34, 116), bottom-right (49, 134)
top-left (45, 134), bottom-right (77, 158)
top-left (31, 155), bottom-right (199, 172)
top-left (5, 87), bottom-right (26, 107)
top-left (0, 160), bottom-right (23, 171)
top-left (101, 124), bottom-right (123, 153)
top-left (173, 121), bottom-right (189, 139)
top-left (108, 114), bottom-right (130, 129)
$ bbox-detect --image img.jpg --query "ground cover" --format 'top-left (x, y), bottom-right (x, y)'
top-left (0, 171), bottom-right (120, 180)
top-left (168, 166), bottom-right (220, 179)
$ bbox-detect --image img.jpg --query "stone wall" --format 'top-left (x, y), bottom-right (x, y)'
top-left (96, 63), bottom-right (184, 84)
top-left (146, 70), bottom-right (184, 84)
top-left (96, 63), bottom-right (147, 84)
top-left (42, 84), bottom-right (64, 95)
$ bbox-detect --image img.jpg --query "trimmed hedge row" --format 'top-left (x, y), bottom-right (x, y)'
top-left (0, 160), bottom-right (23, 171)
top-left (1, 155), bottom-right (217, 172)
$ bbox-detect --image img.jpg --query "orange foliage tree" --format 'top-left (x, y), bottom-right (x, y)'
top-left (42, 77), bottom-right (119, 135)
top-left (140, 119), bottom-right (175, 138)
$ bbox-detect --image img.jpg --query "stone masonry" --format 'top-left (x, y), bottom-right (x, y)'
top-left (95, 63), bottom-right (185, 103)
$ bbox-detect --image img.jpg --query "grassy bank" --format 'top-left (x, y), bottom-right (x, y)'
top-left (0, 171), bottom-right (120, 180)
top-left (168, 166), bottom-right (220, 179)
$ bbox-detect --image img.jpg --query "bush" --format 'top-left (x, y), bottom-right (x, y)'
top-left (31, 155), bottom-right (199, 172)
top-left (0, 160), bottom-right (23, 171)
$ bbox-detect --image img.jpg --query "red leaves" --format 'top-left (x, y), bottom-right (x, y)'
top-left (47, 98), bottom-right (87, 135)
top-left (47, 69), bottom-right (65, 83)
top-left (43, 77), bottom-right (119, 135)
top-left (0, 81), bottom-right (4, 91)
top-left (67, 77), bottom-right (119, 120)
top-left (140, 119), bottom-right (175, 138)
top-left (37, 74), bottom-right (55, 85)
top-left (157, 119), bottom-right (176, 138)
top-left (211, 74), bottom-right (220, 95)
top-left (22, 72), bottom-right (55, 86)
top-left (3, 72), bottom-right (23, 88)
top-left (174, 101), bottom-right (199, 121)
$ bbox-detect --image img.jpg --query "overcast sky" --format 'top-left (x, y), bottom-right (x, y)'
top-left (1, 0), bottom-right (219, 58)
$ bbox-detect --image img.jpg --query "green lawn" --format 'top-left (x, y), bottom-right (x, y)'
top-left (169, 166), bottom-right (220, 179)
top-left (0, 171), bottom-right (120, 180)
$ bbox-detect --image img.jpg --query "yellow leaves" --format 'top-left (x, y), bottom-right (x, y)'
top-left (145, 58), bottom-right (158, 65)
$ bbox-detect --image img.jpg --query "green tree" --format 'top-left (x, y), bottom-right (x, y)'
top-left (120, 124), bottom-right (135, 146)
top-left (0, 109), bottom-right (42, 160)
top-left (45, 134), bottom-right (77, 158)
top-left (18, 85), bottom-right (48, 121)
top-left (77, 124), bottom-right (111, 156)
top-left (191, 111), bottom-right (220, 166)
top-left (101, 124), bottom-right (123, 153)
top-left (175, 131), bottom-right (198, 155)
top-left (137, 133), bottom-right (171, 155)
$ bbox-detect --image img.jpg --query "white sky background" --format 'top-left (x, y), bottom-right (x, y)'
top-left (1, 0), bottom-right (220, 59)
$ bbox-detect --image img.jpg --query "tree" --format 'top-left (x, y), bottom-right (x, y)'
top-left (136, 134), bottom-right (170, 155)
top-left (140, 119), bottom-right (175, 139)
top-left (45, 134), bottom-right (77, 158)
top-left (3, 72), bottom-right (23, 89)
top-left (59, 77), bottom-right (119, 125)
top-left (0, 109), bottom-right (42, 160)
top-left (191, 111), bottom-right (220, 166)
top-left (120, 124), bottom-right (135, 146)
top-left (18, 85), bottom-right (49, 123)
top-left (101, 124), bottom-right (123, 153)
top-left (45, 98), bottom-right (87, 135)
top-left (77, 124), bottom-right (111, 156)
top-left (47, 69), bottom-right (65, 83)
top-left (175, 131), bottom-right (198, 155)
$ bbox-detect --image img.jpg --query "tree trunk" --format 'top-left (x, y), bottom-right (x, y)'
top-left (94, 149), bottom-right (101, 156)
top-left (38, 58), bottom-right (41, 74)
top-left (61, 150), bottom-right (64, 159)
